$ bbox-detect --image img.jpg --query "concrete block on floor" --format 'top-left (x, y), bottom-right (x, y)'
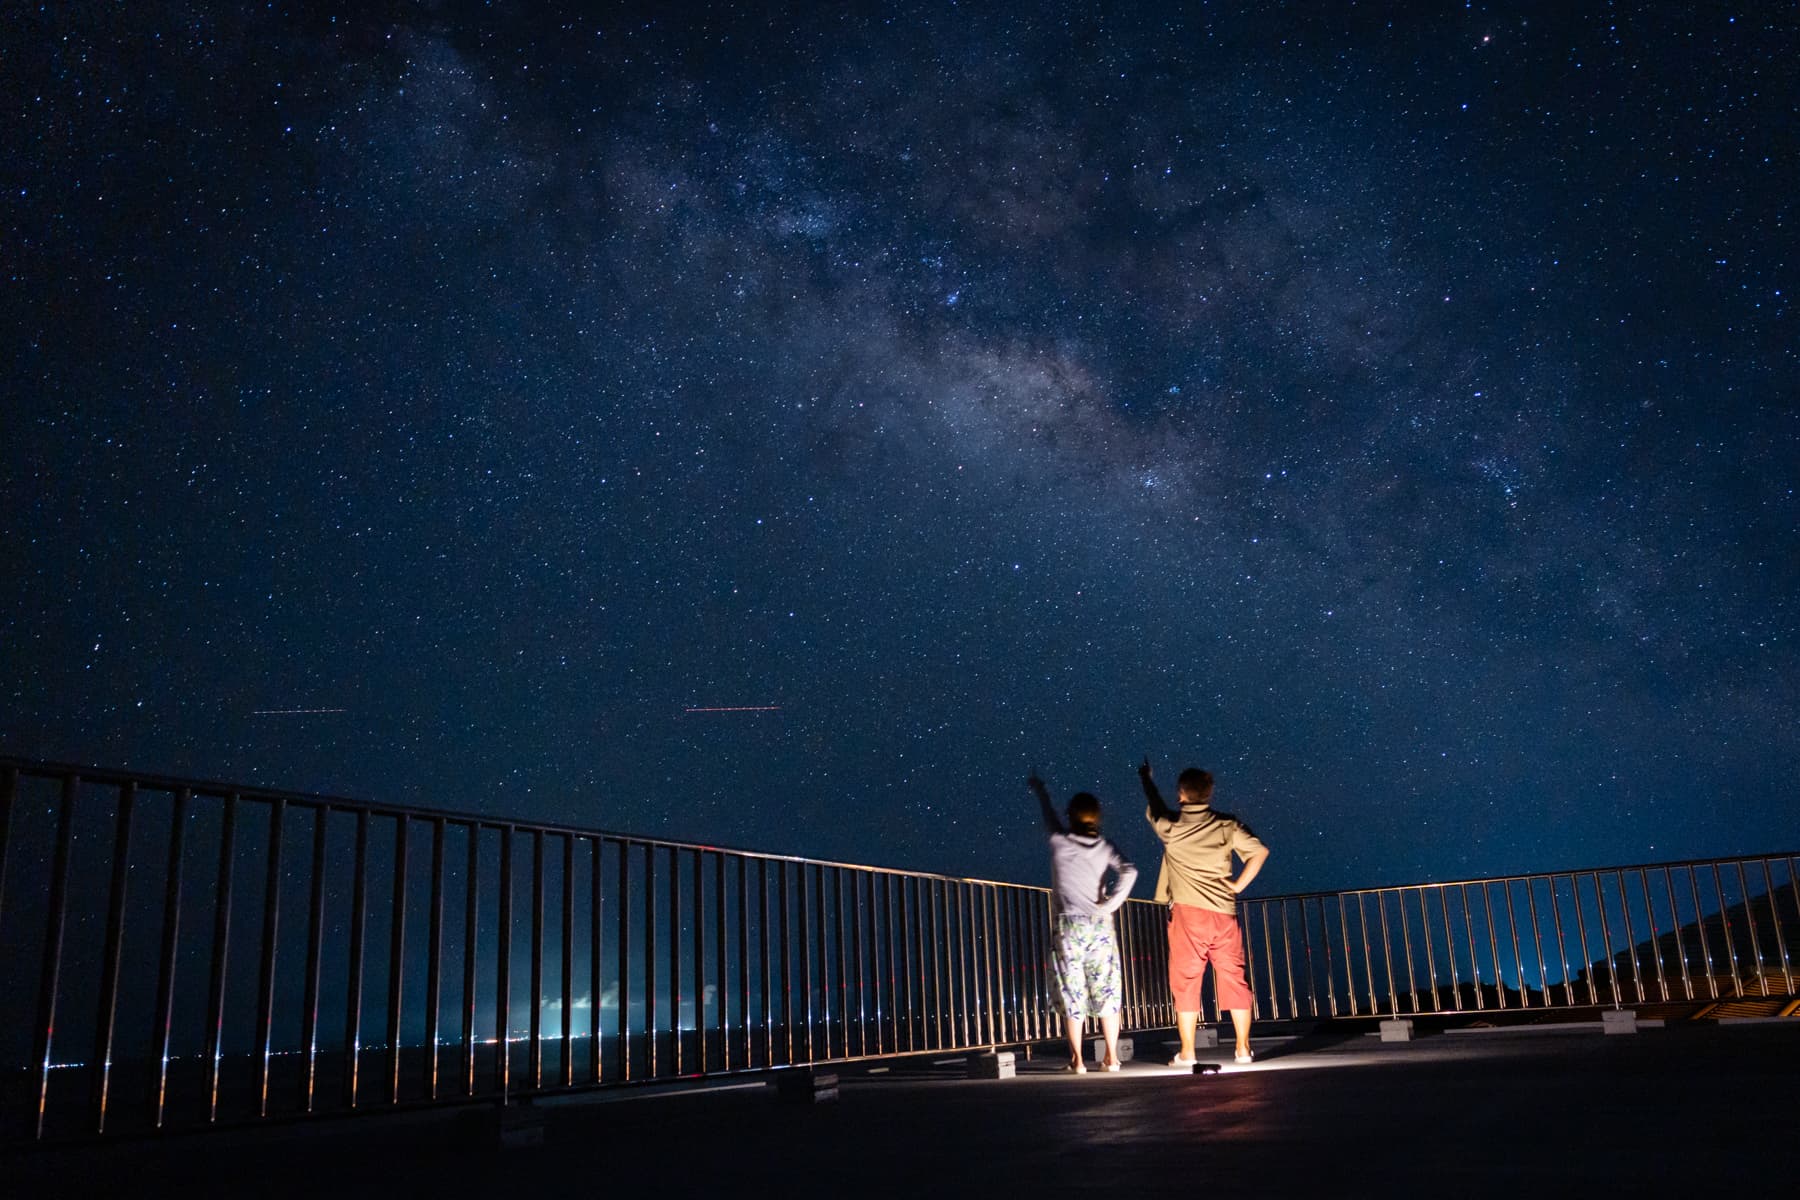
top-left (1602, 1009), bottom-right (1639, 1035)
top-left (1090, 1036), bottom-right (1136, 1063)
top-left (777, 1068), bottom-right (840, 1104)
top-left (1379, 1018), bottom-right (1415, 1042)
top-left (967, 1051), bottom-right (1016, 1080)
top-left (448, 1101), bottom-right (548, 1150)
top-left (1195, 1027), bottom-right (1220, 1049)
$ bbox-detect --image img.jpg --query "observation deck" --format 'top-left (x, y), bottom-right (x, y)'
top-left (3, 756), bottom-right (1795, 1193)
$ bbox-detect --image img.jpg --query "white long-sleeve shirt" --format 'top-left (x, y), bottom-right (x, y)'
top-left (1047, 831), bottom-right (1138, 919)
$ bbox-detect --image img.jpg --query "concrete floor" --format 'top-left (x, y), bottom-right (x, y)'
top-left (13, 1021), bottom-right (1799, 1197)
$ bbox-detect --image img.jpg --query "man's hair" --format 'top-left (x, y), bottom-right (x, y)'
top-left (1067, 792), bottom-right (1102, 835)
top-left (1176, 768), bottom-right (1214, 802)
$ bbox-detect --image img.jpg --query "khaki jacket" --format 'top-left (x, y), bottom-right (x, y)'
top-left (1147, 802), bottom-right (1267, 915)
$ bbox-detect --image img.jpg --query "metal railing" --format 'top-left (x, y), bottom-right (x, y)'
top-left (0, 758), bottom-right (1175, 1143)
top-left (4, 756), bottom-right (1794, 1145)
top-left (1237, 856), bottom-right (1799, 1022)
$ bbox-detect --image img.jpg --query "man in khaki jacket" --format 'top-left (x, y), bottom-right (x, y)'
top-left (1140, 758), bottom-right (1270, 1065)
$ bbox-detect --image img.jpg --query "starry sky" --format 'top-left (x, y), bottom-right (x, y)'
top-left (4, 2), bottom-right (1795, 896)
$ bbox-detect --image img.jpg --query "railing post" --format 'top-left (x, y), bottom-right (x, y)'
top-left (618, 838), bottom-right (631, 1081)
top-left (1524, 878), bottom-right (1549, 1006)
top-left (669, 846), bottom-right (682, 1075)
top-left (1546, 877), bottom-right (1574, 1006)
top-left (1280, 898), bottom-right (1300, 1019)
top-left (90, 781), bottom-right (136, 1134)
top-left (1318, 895), bottom-right (1338, 1018)
top-left (693, 847), bottom-right (706, 1074)
top-left (831, 867), bottom-right (847, 1060)
top-left (1605, 874), bottom-right (1634, 1007)
top-left (153, 788), bottom-right (190, 1129)
top-left (204, 793), bottom-right (239, 1125)
top-left (463, 824), bottom-right (480, 1096)
top-left (913, 876), bottom-right (930, 1051)
top-left (1664, 867), bottom-right (1694, 1002)
top-left (716, 852), bottom-right (728, 1070)
top-left (982, 885), bottom-right (999, 1046)
top-left (301, 805), bottom-right (328, 1113)
top-left (1337, 894), bottom-right (1357, 1017)
top-left (1478, 883), bottom-right (1500, 1011)
top-left (1434, 889), bottom-right (1457, 1012)
top-left (496, 825), bottom-right (513, 1099)
top-left (255, 796), bottom-right (285, 1118)
top-left (343, 809), bottom-right (368, 1109)
top-left (1459, 885), bottom-right (1481, 1011)
top-left (1500, 880), bottom-right (1526, 1008)
top-left (561, 834), bottom-right (574, 1087)
top-left (33, 774), bottom-right (79, 1139)
top-left (591, 837), bottom-right (604, 1084)
top-left (426, 819), bottom-right (446, 1098)
top-left (1637, 868), bottom-right (1668, 1003)
top-left (1736, 861), bottom-right (1767, 997)
top-left (1688, 868), bottom-right (1719, 1000)
top-left (387, 816), bottom-right (409, 1103)
top-left (777, 859), bottom-right (790, 1065)
top-left (757, 858), bottom-right (771, 1066)
top-left (797, 863), bottom-right (813, 1062)
top-left (958, 882), bottom-right (973, 1047)
top-left (644, 842), bottom-right (657, 1077)
top-left (1577, 873), bottom-right (1607, 1007)
top-left (878, 873), bottom-right (895, 1054)
top-left (1766, 858), bottom-right (1795, 996)
top-left (528, 829), bottom-right (543, 1089)
top-left (850, 870), bottom-right (866, 1058)
top-left (736, 855), bottom-right (750, 1069)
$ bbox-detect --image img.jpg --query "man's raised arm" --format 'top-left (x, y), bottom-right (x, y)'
top-left (1139, 757), bottom-right (1177, 824)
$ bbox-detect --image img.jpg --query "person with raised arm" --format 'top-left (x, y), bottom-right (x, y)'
top-left (1029, 770), bottom-right (1139, 1072)
top-left (1140, 757), bottom-right (1269, 1067)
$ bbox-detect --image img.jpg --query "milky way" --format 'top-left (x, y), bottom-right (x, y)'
top-left (3, 3), bottom-right (1794, 892)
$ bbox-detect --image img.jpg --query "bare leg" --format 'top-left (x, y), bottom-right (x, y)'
top-left (1063, 1016), bottom-right (1087, 1071)
top-left (1230, 1008), bottom-right (1252, 1059)
top-left (1101, 1013), bottom-right (1122, 1068)
top-left (1176, 1010), bottom-right (1199, 1060)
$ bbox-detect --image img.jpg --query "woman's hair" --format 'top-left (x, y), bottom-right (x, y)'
top-left (1066, 792), bottom-right (1102, 835)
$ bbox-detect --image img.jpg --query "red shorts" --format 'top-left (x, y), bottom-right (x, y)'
top-left (1167, 904), bottom-right (1253, 1011)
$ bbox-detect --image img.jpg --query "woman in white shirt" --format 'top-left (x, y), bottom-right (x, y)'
top-left (1029, 772), bottom-right (1139, 1072)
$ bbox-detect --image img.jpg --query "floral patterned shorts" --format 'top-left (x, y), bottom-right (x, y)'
top-left (1054, 914), bottom-right (1123, 1019)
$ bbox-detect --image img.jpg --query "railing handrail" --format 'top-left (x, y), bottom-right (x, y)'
top-left (1243, 853), bottom-right (1800, 904)
top-left (0, 754), bottom-right (1072, 896)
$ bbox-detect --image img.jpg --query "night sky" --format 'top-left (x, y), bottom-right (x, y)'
top-left (4, 2), bottom-right (1795, 896)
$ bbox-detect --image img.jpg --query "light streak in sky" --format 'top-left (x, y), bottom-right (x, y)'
top-left (682, 705), bottom-right (782, 714)
top-left (251, 708), bottom-right (348, 715)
